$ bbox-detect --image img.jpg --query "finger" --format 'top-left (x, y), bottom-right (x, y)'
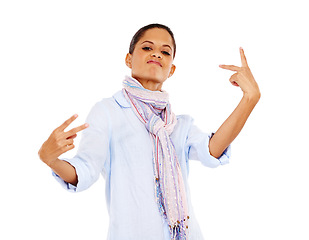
top-left (231, 81), bottom-right (239, 87)
top-left (61, 139), bottom-right (74, 148)
top-left (61, 144), bottom-right (75, 153)
top-left (219, 65), bottom-right (241, 72)
top-left (64, 123), bottom-right (89, 138)
top-left (239, 47), bottom-right (248, 67)
top-left (57, 114), bottom-right (78, 132)
top-left (229, 73), bottom-right (239, 87)
top-left (64, 138), bottom-right (74, 146)
top-left (66, 134), bottom-right (77, 140)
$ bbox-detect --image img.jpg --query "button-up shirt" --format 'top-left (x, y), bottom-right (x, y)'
top-left (53, 90), bottom-right (231, 240)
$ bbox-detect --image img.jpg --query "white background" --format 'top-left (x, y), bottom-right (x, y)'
top-left (1, 0), bottom-right (308, 239)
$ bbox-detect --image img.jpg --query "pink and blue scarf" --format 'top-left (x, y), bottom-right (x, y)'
top-left (123, 76), bottom-right (189, 239)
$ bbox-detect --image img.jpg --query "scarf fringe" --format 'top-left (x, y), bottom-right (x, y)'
top-left (170, 221), bottom-right (189, 240)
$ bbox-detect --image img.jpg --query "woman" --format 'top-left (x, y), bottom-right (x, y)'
top-left (38, 23), bottom-right (260, 239)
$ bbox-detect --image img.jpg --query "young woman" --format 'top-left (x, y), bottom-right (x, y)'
top-left (38, 23), bottom-right (260, 240)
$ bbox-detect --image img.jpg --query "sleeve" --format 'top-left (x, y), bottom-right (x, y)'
top-left (52, 101), bottom-right (111, 192)
top-left (185, 118), bottom-right (231, 168)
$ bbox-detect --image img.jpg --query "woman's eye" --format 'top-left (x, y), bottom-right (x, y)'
top-left (142, 47), bottom-right (152, 51)
top-left (162, 51), bottom-right (171, 56)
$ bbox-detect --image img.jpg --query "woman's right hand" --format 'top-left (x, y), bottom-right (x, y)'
top-left (38, 114), bottom-right (89, 167)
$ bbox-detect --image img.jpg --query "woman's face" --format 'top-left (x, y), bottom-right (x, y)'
top-left (125, 28), bottom-right (176, 91)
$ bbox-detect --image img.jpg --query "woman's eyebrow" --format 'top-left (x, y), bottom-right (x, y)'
top-left (141, 40), bottom-right (172, 51)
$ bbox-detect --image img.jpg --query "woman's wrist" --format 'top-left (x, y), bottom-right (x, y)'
top-left (48, 158), bottom-right (61, 169)
top-left (243, 91), bottom-right (261, 105)
top-left (38, 148), bottom-right (57, 167)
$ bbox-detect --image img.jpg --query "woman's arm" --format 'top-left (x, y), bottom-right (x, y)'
top-left (49, 158), bottom-right (79, 186)
top-left (209, 47), bottom-right (260, 158)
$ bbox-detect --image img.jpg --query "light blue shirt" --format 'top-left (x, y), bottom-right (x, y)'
top-left (53, 90), bottom-right (231, 240)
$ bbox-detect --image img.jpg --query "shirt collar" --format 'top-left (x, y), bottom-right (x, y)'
top-left (113, 90), bottom-right (131, 108)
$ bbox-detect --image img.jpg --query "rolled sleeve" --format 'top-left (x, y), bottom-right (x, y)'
top-left (186, 119), bottom-right (231, 168)
top-left (52, 169), bottom-right (77, 192)
top-left (52, 156), bottom-right (98, 192)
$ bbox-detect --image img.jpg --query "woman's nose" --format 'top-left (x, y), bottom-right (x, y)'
top-left (151, 52), bottom-right (162, 59)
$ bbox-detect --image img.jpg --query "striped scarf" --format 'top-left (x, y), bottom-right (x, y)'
top-left (123, 76), bottom-right (189, 239)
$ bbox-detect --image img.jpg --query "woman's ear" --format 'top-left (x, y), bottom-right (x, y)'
top-left (125, 53), bottom-right (132, 69)
top-left (168, 64), bottom-right (176, 78)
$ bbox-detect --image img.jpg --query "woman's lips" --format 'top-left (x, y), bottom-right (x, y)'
top-left (147, 60), bottom-right (162, 67)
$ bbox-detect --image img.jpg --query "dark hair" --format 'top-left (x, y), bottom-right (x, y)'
top-left (129, 23), bottom-right (176, 58)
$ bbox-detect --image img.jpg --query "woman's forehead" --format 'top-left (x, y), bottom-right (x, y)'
top-left (138, 28), bottom-right (174, 48)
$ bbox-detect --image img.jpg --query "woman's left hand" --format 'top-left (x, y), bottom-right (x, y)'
top-left (219, 47), bottom-right (261, 101)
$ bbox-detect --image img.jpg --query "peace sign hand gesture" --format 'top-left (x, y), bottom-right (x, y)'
top-left (219, 47), bottom-right (261, 101)
top-left (38, 114), bottom-right (89, 167)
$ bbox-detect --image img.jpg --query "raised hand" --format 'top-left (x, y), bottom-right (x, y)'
top-left (219, 47), bottom-right (260, 101)
top-left (209, 48), bottom-right (261, 158)
top-left (38, 114), bottom-right (89, 167)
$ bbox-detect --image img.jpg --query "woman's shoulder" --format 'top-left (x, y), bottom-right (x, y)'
top-left (85, 91), bottom-right (124, 120)
top-left (92, 90), bottom-right (128, 111)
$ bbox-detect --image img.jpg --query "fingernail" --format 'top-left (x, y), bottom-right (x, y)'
top-left (240, 47), bottom-right (243, 50)
top-left (74, 114), bottom-right (78, 118)
top-left (84, 123), bottom-right (89, 128)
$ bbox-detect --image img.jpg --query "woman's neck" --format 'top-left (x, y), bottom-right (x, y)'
top-left (133, 76), bottom-right (163, 91)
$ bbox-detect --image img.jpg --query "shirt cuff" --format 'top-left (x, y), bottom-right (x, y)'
top-left (52, 171), bottom-right (77, 192)
top-left (216, 144), bottom-right (231, 165)
top-left (51, 158), bottom-right (85, 192)
top-left (209, 132), bottom-right (231, 165)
